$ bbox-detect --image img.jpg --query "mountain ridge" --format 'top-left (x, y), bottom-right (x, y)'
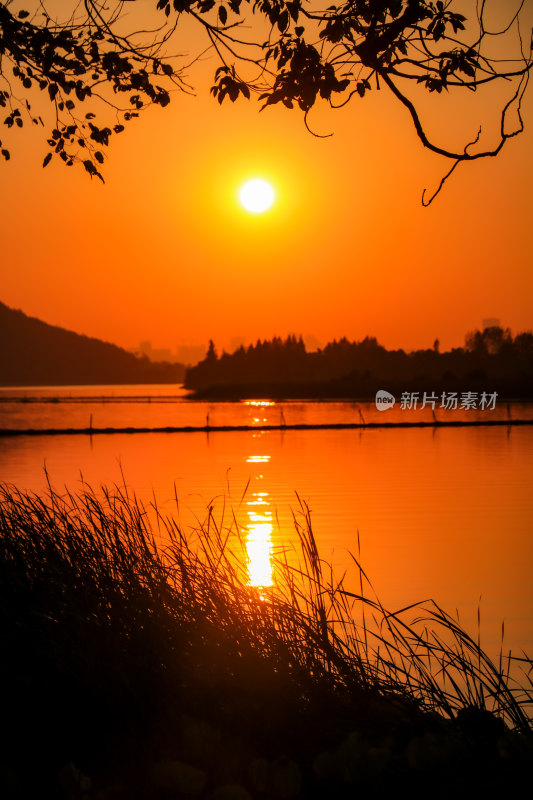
top-left (0, 301), bottom-right (184, 386)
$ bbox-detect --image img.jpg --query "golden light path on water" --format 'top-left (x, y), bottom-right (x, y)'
top-left (245, 453), bottom-right (274, 588)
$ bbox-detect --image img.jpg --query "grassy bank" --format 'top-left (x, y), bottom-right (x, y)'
top-left (0, 482), bottom-right (532, 800)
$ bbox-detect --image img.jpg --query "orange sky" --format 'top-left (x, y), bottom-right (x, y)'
top-left (1, 1), bottom-right (532, 355)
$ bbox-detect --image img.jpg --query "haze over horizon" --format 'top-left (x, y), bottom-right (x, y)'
top-left (1, 299), bottom-right (519, 360)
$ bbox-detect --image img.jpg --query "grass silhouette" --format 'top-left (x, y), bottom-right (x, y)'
top-left (0, 479), bottom-right (532, 799)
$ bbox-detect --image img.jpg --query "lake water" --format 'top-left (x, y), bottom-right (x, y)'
top-left (1, 385), bottom-right (532, 661)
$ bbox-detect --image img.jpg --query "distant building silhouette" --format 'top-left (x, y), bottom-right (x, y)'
top-left (131, 341), bottom-right (175, 363)
top-left (133, 341), bottom-right (208, 366)
top-left (175, 343), bottom-right (208, 366)
top-left (303, 333), bottom-right (322, 352)
top-left (230, 336), bottom-right (245, 353)
top-left (482, 317), bottom-right (501, 330)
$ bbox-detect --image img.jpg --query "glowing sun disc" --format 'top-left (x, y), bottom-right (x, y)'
top-left (239, 179), bottom-right (275, 213)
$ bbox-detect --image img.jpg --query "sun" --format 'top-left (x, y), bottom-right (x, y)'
top-left (239, 179), bottom-right (275, 214)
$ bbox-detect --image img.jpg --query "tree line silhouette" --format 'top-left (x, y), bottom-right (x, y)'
top-left (185, 328), bottom-right (533, 399)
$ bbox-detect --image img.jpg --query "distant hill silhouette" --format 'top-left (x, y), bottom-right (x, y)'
top-left (185, 331), bottom-right (533, 399)
top-left (0, 302), bottom-right (185, 386)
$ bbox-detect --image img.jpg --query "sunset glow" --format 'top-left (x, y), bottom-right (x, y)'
top-left (2, 0), bottom-right (533, 792)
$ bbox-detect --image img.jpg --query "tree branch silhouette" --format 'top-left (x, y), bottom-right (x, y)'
top-left (0, 0), bottom-right (531, 200)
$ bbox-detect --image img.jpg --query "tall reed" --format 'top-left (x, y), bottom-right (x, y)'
top-left (1, 479), bottom-right (532, 798)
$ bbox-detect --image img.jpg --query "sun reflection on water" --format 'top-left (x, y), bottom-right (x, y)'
top-left (246, 517), bottom-right (274, 587)
top-left (244, 439), bottom-right (275, 587)
top-left (243, 399), bottom-right (276, 427)
top-left (244, 452), bottom-right (274, 587)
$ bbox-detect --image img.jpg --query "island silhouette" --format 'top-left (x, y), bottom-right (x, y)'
top-left (185, 330), bottom-right (533, 400)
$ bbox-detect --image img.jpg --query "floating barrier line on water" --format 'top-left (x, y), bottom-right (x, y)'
top-left (0, 419), bottom-right (532, 437)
